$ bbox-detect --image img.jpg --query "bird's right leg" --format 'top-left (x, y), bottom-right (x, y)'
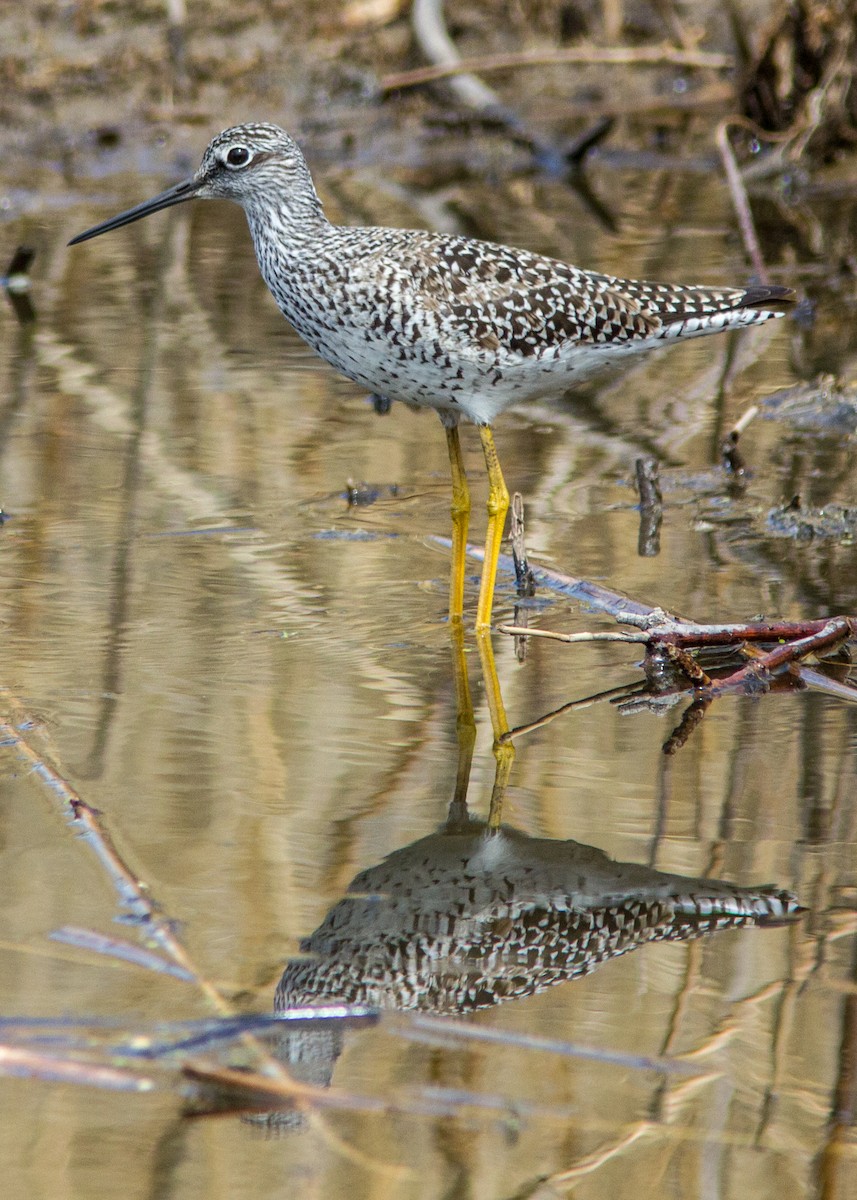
top-left (446, 616), bottom-right (476, 828)
top-left (443, 417), bottom-right (471, 624)
top-left (476, 424), bottom-right (510, 632)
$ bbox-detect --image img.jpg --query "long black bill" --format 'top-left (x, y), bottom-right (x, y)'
top-left (68, 177), bottom-right (200, 246)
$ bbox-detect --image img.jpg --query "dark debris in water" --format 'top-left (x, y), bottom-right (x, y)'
top-left (2, 245), bottom-right (36, 325)
top-left (767, 496), bottom-right (857, 541)
top-left (343, 480), bottom-right (401, 507)
top-left (761, 378), bottom-right (857, 435)
top-left (313, 529), bottom-right (399, 541)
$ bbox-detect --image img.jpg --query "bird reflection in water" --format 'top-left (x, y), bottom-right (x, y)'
top-left (270, 630), bottom-right (802, 1103)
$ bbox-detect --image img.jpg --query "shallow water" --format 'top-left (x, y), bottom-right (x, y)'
top-left (1, 142), bottom-right (857, 1198)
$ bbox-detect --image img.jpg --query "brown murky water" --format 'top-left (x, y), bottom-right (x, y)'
top-left (1, 131), bottom-right (857, 1199)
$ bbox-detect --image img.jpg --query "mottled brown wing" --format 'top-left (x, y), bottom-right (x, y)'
top-left (399, 237), bottom-right (661, 357)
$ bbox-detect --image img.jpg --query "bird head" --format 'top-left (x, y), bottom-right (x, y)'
top-left (68, 123), bottom-right (306, 245)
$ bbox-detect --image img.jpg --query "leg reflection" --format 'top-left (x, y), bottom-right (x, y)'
top-left (476, 631), bottom-right (515, 831)
top-left (448, 618), bottom-right (516, 831)
top-left (447, 619), bottom-right (476, 829)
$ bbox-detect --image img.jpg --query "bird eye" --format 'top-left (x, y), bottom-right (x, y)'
top-left (225, 146), bottom-right (251, 168)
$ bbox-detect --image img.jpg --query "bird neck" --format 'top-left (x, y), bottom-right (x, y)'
top-left (243, 161), bottom-right (331, 250)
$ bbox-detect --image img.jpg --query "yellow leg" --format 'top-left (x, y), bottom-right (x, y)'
top-left (446, 619), bottom-right (476, 829)
top-left (444, 423), bottom-right (471, 623)
top-left (475, 425), bottom-right (510, 631)
top-left (476, 630), bottom-right (515, 831)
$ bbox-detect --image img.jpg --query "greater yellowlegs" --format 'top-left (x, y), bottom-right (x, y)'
top-left (70, 123), bottom-right (793, 628)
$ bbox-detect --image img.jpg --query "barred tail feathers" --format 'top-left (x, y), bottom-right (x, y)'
top-left (654, 281), bottom-right (795, 341)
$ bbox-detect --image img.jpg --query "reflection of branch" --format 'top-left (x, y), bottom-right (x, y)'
top-left (499, 591), bottom-right (857, 751)
top-left (400, 1013), bottom-right (699, 1075)
top-left (635, 457), bottom-right (663, 557)
top-left (0, 699), bottom-right (306, 1098)
top-left (662, 698), bottom-right (711, 755)
top-left (715, 116), bottom-right (801, 284)
top-left (501, 680), bottom-right (645, 742)
top-left (0, 1044), bottom-right (153, 1092)
top-left (382, 45), bottom-right (734, 93)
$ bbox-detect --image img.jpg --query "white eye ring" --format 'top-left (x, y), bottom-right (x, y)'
top-left (225, 145), bottom-right (251, 168)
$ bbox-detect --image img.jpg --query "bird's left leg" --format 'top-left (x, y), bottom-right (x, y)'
top-left (476, 424), bottom-right (510, 632)
top-left (442, 414), bottom-right (471, 623)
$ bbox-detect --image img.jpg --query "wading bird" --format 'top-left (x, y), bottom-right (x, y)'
top-left (70, 124), bottom-right (792, 629)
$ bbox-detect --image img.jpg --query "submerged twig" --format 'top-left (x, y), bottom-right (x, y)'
top-left (509, 491), bottom-right (536, 662)
top-left (663, 698), bottom-right (712, 755)
top-left (510, 492), bottom-right (536, 598)
top-left (432, 535), bottom-right (660, 621)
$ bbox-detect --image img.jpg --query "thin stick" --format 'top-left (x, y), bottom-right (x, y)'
top-left (499, 617), bottom-right (855, 647)
top-left (381, 45), bottom-right (734, 92)
top-left (715, 120), bottom-right (770, 283)
top-left (721, 403), bottom-right (759, 475)
top-left (510, 492), bottom-right (536, 597)
top-left (731, 403), bottom-right (760, 437)
top-left (497, 625), bottom-right (649, 644)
